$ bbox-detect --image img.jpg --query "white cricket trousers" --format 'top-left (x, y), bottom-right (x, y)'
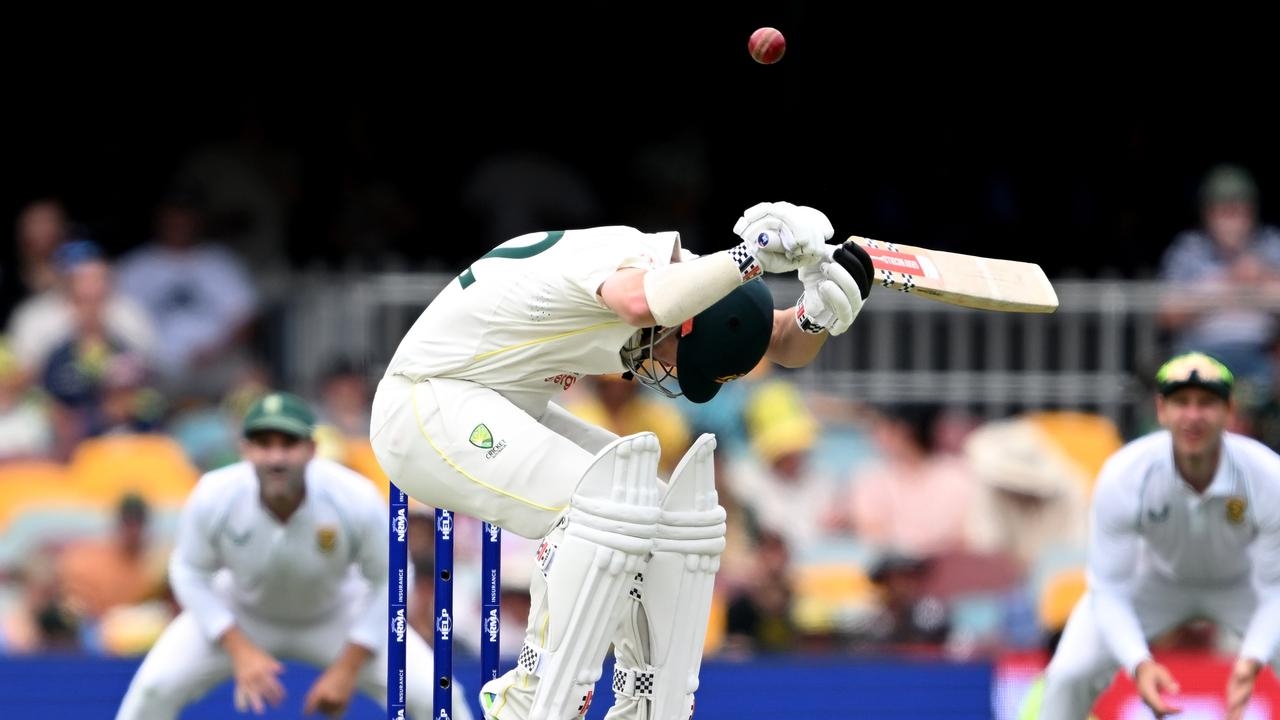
top-left (114, 601), bottom-right (471, 720)
top-left (1041, 570), bottom-right (1276, 720)
top-left (371, 375), bottom-right (608, 540)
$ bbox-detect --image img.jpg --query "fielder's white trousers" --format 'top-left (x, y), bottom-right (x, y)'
top-left (114, 600), bottom-right (471, 720)
top-left (1041, 571), bottom-right (1275, 720)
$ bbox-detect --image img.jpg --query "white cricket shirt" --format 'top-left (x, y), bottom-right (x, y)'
top-left (168, 458), bottom-right (388, 651)
top-left (1088, 431), bottom-right (1280, 671)
top-left (385, 227), bottom-right (682, 416)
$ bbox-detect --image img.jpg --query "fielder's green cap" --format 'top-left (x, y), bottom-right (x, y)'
top-left (1155, 352), bottom-right (1234, 400)
top-left (242, 391), bottom-right (317, 439)
top-left (1200, 164), bottom-right (1258, 207)
top-left (676, 279), bottom-right (774, 403)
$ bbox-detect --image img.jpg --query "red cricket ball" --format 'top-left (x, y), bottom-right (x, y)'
top-left (748, 27), bottom-right (786, 65)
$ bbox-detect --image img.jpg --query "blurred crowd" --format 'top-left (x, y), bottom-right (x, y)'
top-left (1, 161), bottom-right (1279, 666)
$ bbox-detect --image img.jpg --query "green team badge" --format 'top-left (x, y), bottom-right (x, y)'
top-left (469, 424), bottom-right (494, 449)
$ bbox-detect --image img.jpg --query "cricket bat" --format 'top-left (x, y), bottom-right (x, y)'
top-left (822, 237), bottom-right (1059, 313)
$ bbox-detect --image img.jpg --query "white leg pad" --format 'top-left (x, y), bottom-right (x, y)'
top-left (527, 432), bottom-right (662, 720)
top-left (606, 433), bottom-right (725, 720)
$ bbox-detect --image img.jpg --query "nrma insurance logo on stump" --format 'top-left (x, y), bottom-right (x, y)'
top-left (437, 608), bottom-right (452, 641)
top-left (486, 608), bottom-right (500, 643)
top-left (393, 608), bottom-right (407, 643)
top-left (438, 510), bottom-right (452, 540)
top-left (394, 508), bottom-right (408, 543)
top-left (487, 522), bottom-right (500, 543)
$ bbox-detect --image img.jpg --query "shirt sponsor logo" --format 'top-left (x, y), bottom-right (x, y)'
top-left (1147, 505), bottom-right (1170, 523)
top-left (1227, 496), bottom-right (1247, 525)
top-left (544, 373), bottom-right (580, 391)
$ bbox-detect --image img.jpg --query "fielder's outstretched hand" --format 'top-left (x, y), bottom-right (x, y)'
top-left (1135, 659), bottom-right (1182, 718)
top-left (1225, 657), bottom-right (1262, 720)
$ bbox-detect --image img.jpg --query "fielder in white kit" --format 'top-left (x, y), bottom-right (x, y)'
top-left (370, 202), bottom-right (875, 719)
top-left (1042, 352), bottom-right (1280, 720)
top-left (117, 392), bottom-right (471, 719)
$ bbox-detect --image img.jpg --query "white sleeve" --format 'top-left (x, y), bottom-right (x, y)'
top-left (1241, 458), bottom-right (1280, 662)
top-left (1086, 461), bottom-right (1150, 675)
top-left (204, 250), bottom-right (259, 327)
top-left (346, 489), bottom-right (390, 651)
top-left (168, 481), bottom-right (235, 642)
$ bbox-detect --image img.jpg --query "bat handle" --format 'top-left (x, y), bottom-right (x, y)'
top-left (819, 243), bottom-right (837, 262)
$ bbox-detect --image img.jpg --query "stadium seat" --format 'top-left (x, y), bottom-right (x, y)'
top-left (68, 435), bottom-right (198, 508)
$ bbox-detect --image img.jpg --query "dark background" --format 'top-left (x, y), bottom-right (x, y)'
top-left (6, 4), bottom-right (1274, 277)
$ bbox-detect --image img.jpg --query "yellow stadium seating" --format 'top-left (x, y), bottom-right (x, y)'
top-left (67, 434), bottom-right (198, 508)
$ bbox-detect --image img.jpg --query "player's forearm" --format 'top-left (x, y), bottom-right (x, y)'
top-left (219, 625), bottom-right (257, 658)
top-left (348, 566), bottom-right (390, 651)
top-left (1239, 595), bottom-right (1280, 664)
top-left (766, 308), bottom-right (827, 368)
top-left (600, 252), bottom-right (748, 328)
top-left (332, 641), bottom-right (375, 674)
top-left (169, 559), bottom-right (236, 641)
top-left (1091, 587), bottom-right (1151, 674)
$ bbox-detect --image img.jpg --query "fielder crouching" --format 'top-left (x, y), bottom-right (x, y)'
top-left (117, 392), bottom-right (471, 719)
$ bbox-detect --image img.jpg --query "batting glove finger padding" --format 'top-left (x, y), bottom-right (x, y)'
top-left (833, 240), bottom-right (875, 300)
top-left (732, 201), bottom-right (834, 274)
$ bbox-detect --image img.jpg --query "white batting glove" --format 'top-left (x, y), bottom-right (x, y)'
top-left (731, 201), bottom-right (834, 274)
top-left (795, 260), bottom-right (866, 336)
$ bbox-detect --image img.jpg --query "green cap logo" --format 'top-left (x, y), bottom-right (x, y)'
top-left (469, 424), bottom-right (494, 449)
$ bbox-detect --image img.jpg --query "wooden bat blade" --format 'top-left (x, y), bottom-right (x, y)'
top-left (827, 237), bottom-right (1058, 313)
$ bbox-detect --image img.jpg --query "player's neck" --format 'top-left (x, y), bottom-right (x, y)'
top-left (1174, 445), bottom-right (1221, 494)
top-left (261, 489), bottom-right (306, 522)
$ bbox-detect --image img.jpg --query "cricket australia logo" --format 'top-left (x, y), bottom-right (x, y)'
top-left (1147, 505), bottom-right (1170, 524)
top-left (392, 608), bottom-right (407, 643)
top-left (471, 423), bottom-right (508, 460)
top-left (437, 510), bottom-right (452, 540)
top-left (393, 508), bottom-right (408, 543)
top-left (486, 608), bottom-right (500, 643)
top-left (469, 424), bottom-right (494, 449)
top-left (437, 608), bottom-right (452, 641)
